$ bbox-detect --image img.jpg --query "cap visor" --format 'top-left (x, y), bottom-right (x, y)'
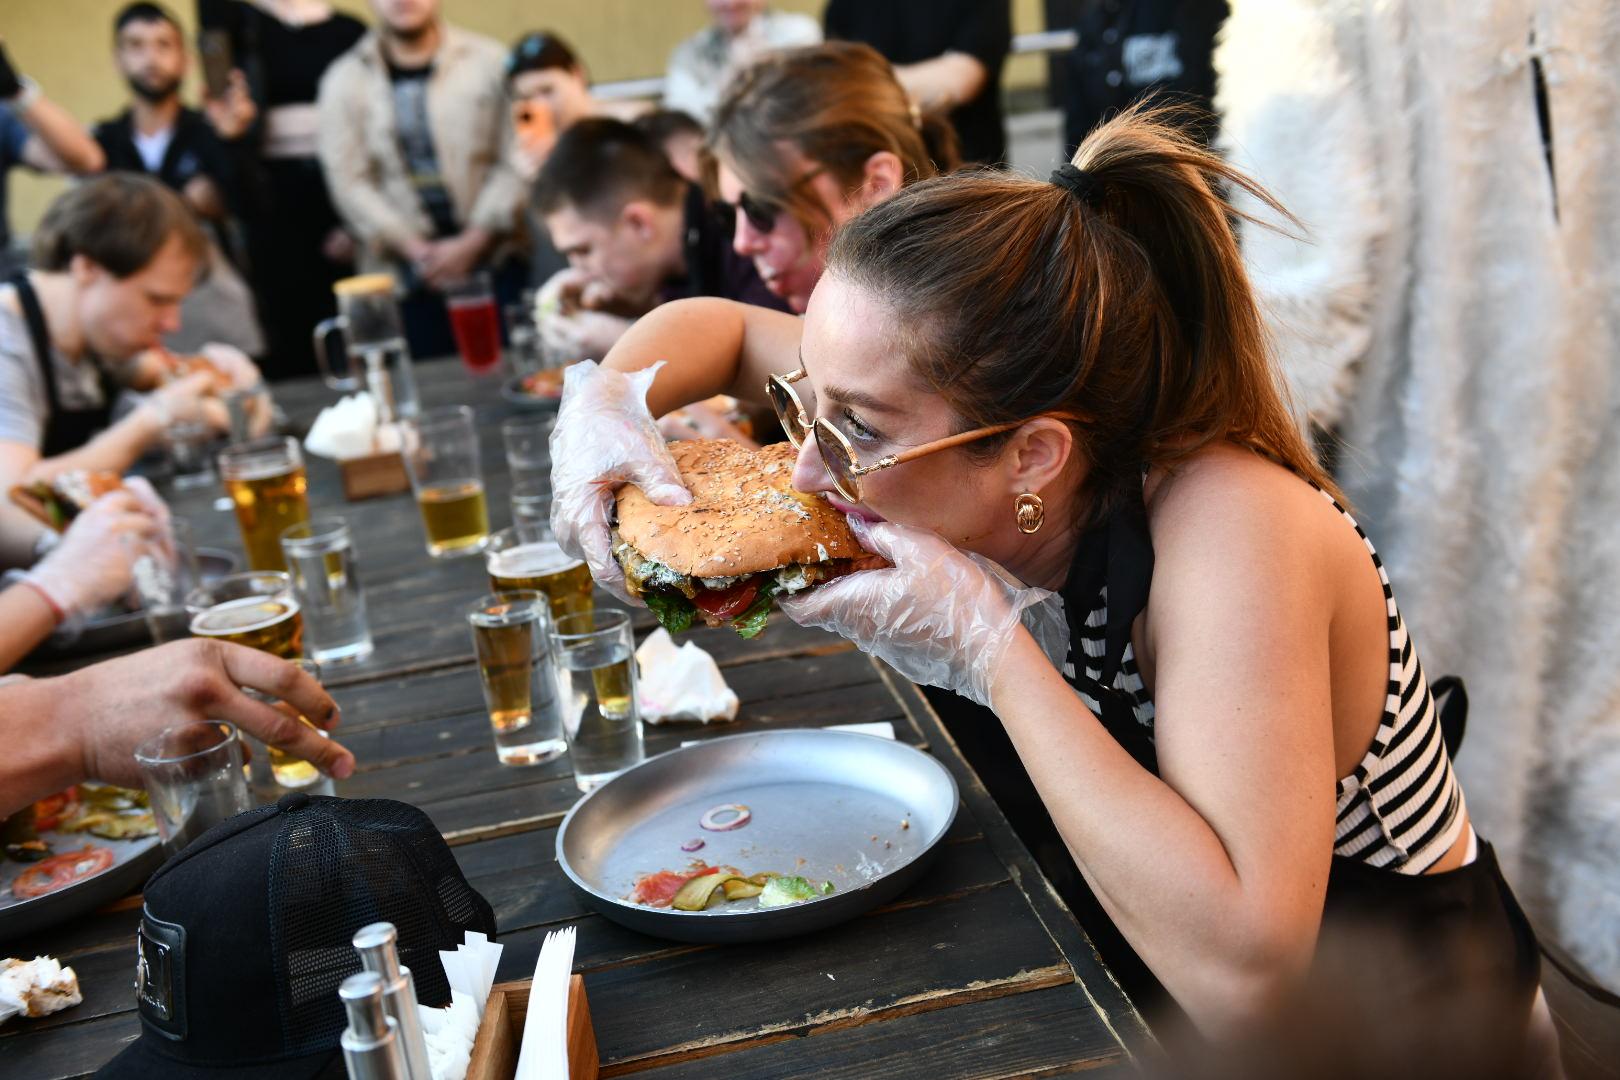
top-left (95, 1036), bottom-right (341, 1079)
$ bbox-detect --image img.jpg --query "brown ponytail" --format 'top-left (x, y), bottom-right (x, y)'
top-left (710, 41), bottom-right (961, 235)
top-left (826, 102), bottom-right (1339, 528)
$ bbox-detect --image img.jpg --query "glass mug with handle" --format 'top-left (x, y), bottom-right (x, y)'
top-left (313, 273), bottom-right (420, 422)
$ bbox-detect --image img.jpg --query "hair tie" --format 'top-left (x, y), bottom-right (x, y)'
top-left (1050, 163), bottom-right (1104, 208)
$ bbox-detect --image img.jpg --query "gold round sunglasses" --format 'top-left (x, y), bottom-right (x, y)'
top-left (766, 368), bottom-right (1080, 503)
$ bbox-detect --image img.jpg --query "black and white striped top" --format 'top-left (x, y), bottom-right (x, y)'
top-left (1062, 486), bottom-right (1466, 874)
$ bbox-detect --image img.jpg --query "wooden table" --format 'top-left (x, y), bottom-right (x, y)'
top-left (1, 361), bottom-right (1148, 1078)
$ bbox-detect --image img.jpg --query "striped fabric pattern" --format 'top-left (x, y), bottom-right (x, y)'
top-left (1061, 487), bottom-right (1465, 875)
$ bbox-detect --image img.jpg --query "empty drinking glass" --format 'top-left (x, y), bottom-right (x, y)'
top-left (134, 721), bottom-right (253, 855)
top-left (280, 517), bottom-right (373, 664)
top-left (509, 477), bottom-right (552, 531)
top-left (501, 416), bottom-right (553, 486)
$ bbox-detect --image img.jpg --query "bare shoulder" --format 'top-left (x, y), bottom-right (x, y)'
top-left (1143, 444), bottom-right (1343, 611)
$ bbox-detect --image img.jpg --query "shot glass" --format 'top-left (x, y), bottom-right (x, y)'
top-left (134, 721), bottom-right (253, 855)
top-left (466, 592), bottom-right (567, 767)
top-left (242, 658), bottom-right (334, 795)
top-left (446, 271), bottom-right (502, 375)
top-left (402, 405), bottom-right (489, 559)
top-left (134, 518), bottom-right (201, 644)
top-left (501, 416), bottom-right (554, 486)
top-left (280, 517), bottom-right (374, 664)
top-left (509, 477), bottom-right (552, 532)
top-left (219, 436), bottom-right (309, 572)
top-left (166, 417), bottom-right (216, 490)
top-left (550, 608), bottom-right (644, 792)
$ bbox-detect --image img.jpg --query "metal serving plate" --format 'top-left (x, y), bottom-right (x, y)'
top-left (0, 824), bottom-right (163, 941)
top-left (500, 375), bottom-right (562, 413)
top-left (557, 729), bottom-right (958, 944)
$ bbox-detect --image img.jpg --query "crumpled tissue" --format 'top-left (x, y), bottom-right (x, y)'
top-left (304, 393), bottom-right (401, 460)
top-left (417, 930), bottom-right (503, 1080)
top-left (634, 628), bottom-right (739, 724)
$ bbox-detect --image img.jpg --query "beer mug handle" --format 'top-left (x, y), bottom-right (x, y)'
top-left (313, 316), bottom-right (359, 392)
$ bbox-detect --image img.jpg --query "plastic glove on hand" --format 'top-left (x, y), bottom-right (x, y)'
top-left (23, 490), bottom-right (163, 619)
top-left (779, 517), bottom-right (1070, 709)
top-left (549, 361), bottom-right (692, 603)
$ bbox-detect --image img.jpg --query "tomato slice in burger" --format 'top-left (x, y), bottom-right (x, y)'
top-left (10, 844), bottom-right (116, 899)
top-left (691, 579), bottom-right (760, 621)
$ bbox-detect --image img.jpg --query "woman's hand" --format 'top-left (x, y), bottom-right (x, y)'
top-left (550, 361), bottom-right (692, 602)
top-left (779, 517), bottom-right (1070, 708)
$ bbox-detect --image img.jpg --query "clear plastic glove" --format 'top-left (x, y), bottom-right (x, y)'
top-left (779, 518), bottom-right (1071, 709)
top-left (145, 369), bottom-right (229, 434)
top-left (199, 342), bottom-right (262, 390)
top-left (23, 490), bottom-right (164, 618)
top-left (549, 361), bottom-right (692, 603)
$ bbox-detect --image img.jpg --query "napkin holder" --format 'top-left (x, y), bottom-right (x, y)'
top-left (466, 974), bottom-right (599, 1080)
top-left (338, 449), bottom-right (410, 501)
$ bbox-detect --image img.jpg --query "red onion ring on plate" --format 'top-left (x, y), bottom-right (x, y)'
top-left (699, 803), bottom-right (751, 832)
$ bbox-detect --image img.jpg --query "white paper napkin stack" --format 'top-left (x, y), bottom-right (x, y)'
top-left (513, 926), bottom-right (576, 1080)
top-left (416, 931), bottom-right (504, 1080)
top-left (304, 393), bottom-right (401, 460)
top-left (634, 629), bottom-right (739, 724)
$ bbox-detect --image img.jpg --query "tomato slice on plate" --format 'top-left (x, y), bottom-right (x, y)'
top-left (31, 787), bottom-right (81, 832)
top-left (10, 844), bottom-right (116, 899)
top-left (691, 579), bottom-right (760, 622)
top-left (631, 864), bottom-right (717, 908)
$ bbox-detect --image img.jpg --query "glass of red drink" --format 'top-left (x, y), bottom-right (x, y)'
top-left (446, 271), bottom-right (503, 374)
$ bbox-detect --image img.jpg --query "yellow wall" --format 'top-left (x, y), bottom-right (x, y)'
top-left (5, 0), bottom-right (1047, 235)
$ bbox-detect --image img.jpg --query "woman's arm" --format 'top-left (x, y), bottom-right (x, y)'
top-left (988, 469), bottom-right (1338, 1035)
top-left (0, 582), bottom-right (58, 671)
top-left (600, 297), bottom-right (803, 417)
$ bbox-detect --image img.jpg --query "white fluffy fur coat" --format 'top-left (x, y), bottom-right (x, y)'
top-left (1216, 0), bottom-right (1620, 986)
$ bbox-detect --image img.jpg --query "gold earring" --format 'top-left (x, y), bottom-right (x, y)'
top-left (1014, 492), bottom-right (1045, 534)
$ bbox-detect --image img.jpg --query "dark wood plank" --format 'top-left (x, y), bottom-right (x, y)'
top-left (624, 983), bottom-right (1131, 1079)
top-left (0, 1011), bottom-right (140, 1080)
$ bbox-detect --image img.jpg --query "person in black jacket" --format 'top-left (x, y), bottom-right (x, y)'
top-left (824, 0), bottom-right (1010, 166)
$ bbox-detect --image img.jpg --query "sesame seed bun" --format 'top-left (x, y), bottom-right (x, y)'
top-left (615, 440), bottom-right (861, 577)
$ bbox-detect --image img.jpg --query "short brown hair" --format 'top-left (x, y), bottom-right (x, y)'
top-left (710, 42), bottom-right (960, 235)
top-left (33, 173), bottom-right (208, 278)
top-left (533, 118), bottom-right (686, 220)
top-left (827, 104), bottom-right (1340, 529)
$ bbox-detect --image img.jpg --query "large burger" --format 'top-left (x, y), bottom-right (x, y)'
top-left (612, 439), bottom-right (881, 637)
top-left (9, 470), bottom-right (126, 531)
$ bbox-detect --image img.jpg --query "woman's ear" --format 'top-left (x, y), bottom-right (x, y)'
top-left (857, 151), bottom-right (905, 209)
top-left (1005, 418), bottom-right (1076, 496)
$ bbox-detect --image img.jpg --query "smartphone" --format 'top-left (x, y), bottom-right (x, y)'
top-left (199, 29), bottom-right (232, 99)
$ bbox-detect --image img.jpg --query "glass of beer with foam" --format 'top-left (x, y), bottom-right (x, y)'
top-left (485, 524), bottom-right (594, 623)
top-left (185, 571), bottom-right (304, 659)
top-left (219, 437), bottom-right (309, 572)
top-left (402, 405), bottom-right (489, 558)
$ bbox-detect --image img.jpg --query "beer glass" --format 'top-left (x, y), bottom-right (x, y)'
top-left (501, 416), bottom-right (553, 486)
top-left (446, 271), bottom-right (502, 375)
top-left (486, 524), bottom-right (593, 623)
top-left (550, 608), bottom-right (643, 791)
top-left (134, 518), bottom-right (201, 644)
top-left (313, 273), bottom-right (421, 421)
top-left (242, 658), bottom-right (331, 791)
top-left (509, 477), bottom-right (551, 531)
top-left (219, 436), bottom-right (309, 572)
top-left (402, 405), bottom-right (489, 558)
top-left (165, 417), bottom-right (216, 490)
top-left (466, 591), bottom-right (566, 766)
top-left (280, 517), bottom-right (373, 664)
top-left (134, 721), bottom-right (252, 855)
top-left (186, 571), bottom-right (304, 659)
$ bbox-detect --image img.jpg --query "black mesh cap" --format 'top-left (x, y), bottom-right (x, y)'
top-left (96, 794), bottom-right (496, 1078)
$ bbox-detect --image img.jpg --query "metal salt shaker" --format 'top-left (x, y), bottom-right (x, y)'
top-left (352, 922), bottom-right (433, 1080)
top-left (339, 971), bottom-right (409, 1080)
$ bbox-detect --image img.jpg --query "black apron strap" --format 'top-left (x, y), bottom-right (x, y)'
top-left (10, 272), bottom-right (116, 457)
top-left (10, 272), bottom-right (64, 416)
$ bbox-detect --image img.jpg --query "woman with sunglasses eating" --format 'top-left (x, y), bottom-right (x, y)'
top-left (549, 104), bottom-right (1552, 1073)
top-left (709, 41), bottom-right (959, 314)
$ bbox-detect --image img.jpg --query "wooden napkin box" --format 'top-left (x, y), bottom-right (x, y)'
top-left (338, 449), bottom-right (410, 500)
top-left (466, 974), bottom-right (599, 1080)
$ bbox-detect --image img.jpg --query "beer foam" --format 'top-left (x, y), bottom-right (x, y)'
top-left (189, 594), bottom-right (300, 636)
top-left (488, 540), bottom-right (583, 579)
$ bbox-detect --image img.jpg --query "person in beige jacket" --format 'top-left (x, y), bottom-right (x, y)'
top-left (316, 0), bottom-right (524, 357)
